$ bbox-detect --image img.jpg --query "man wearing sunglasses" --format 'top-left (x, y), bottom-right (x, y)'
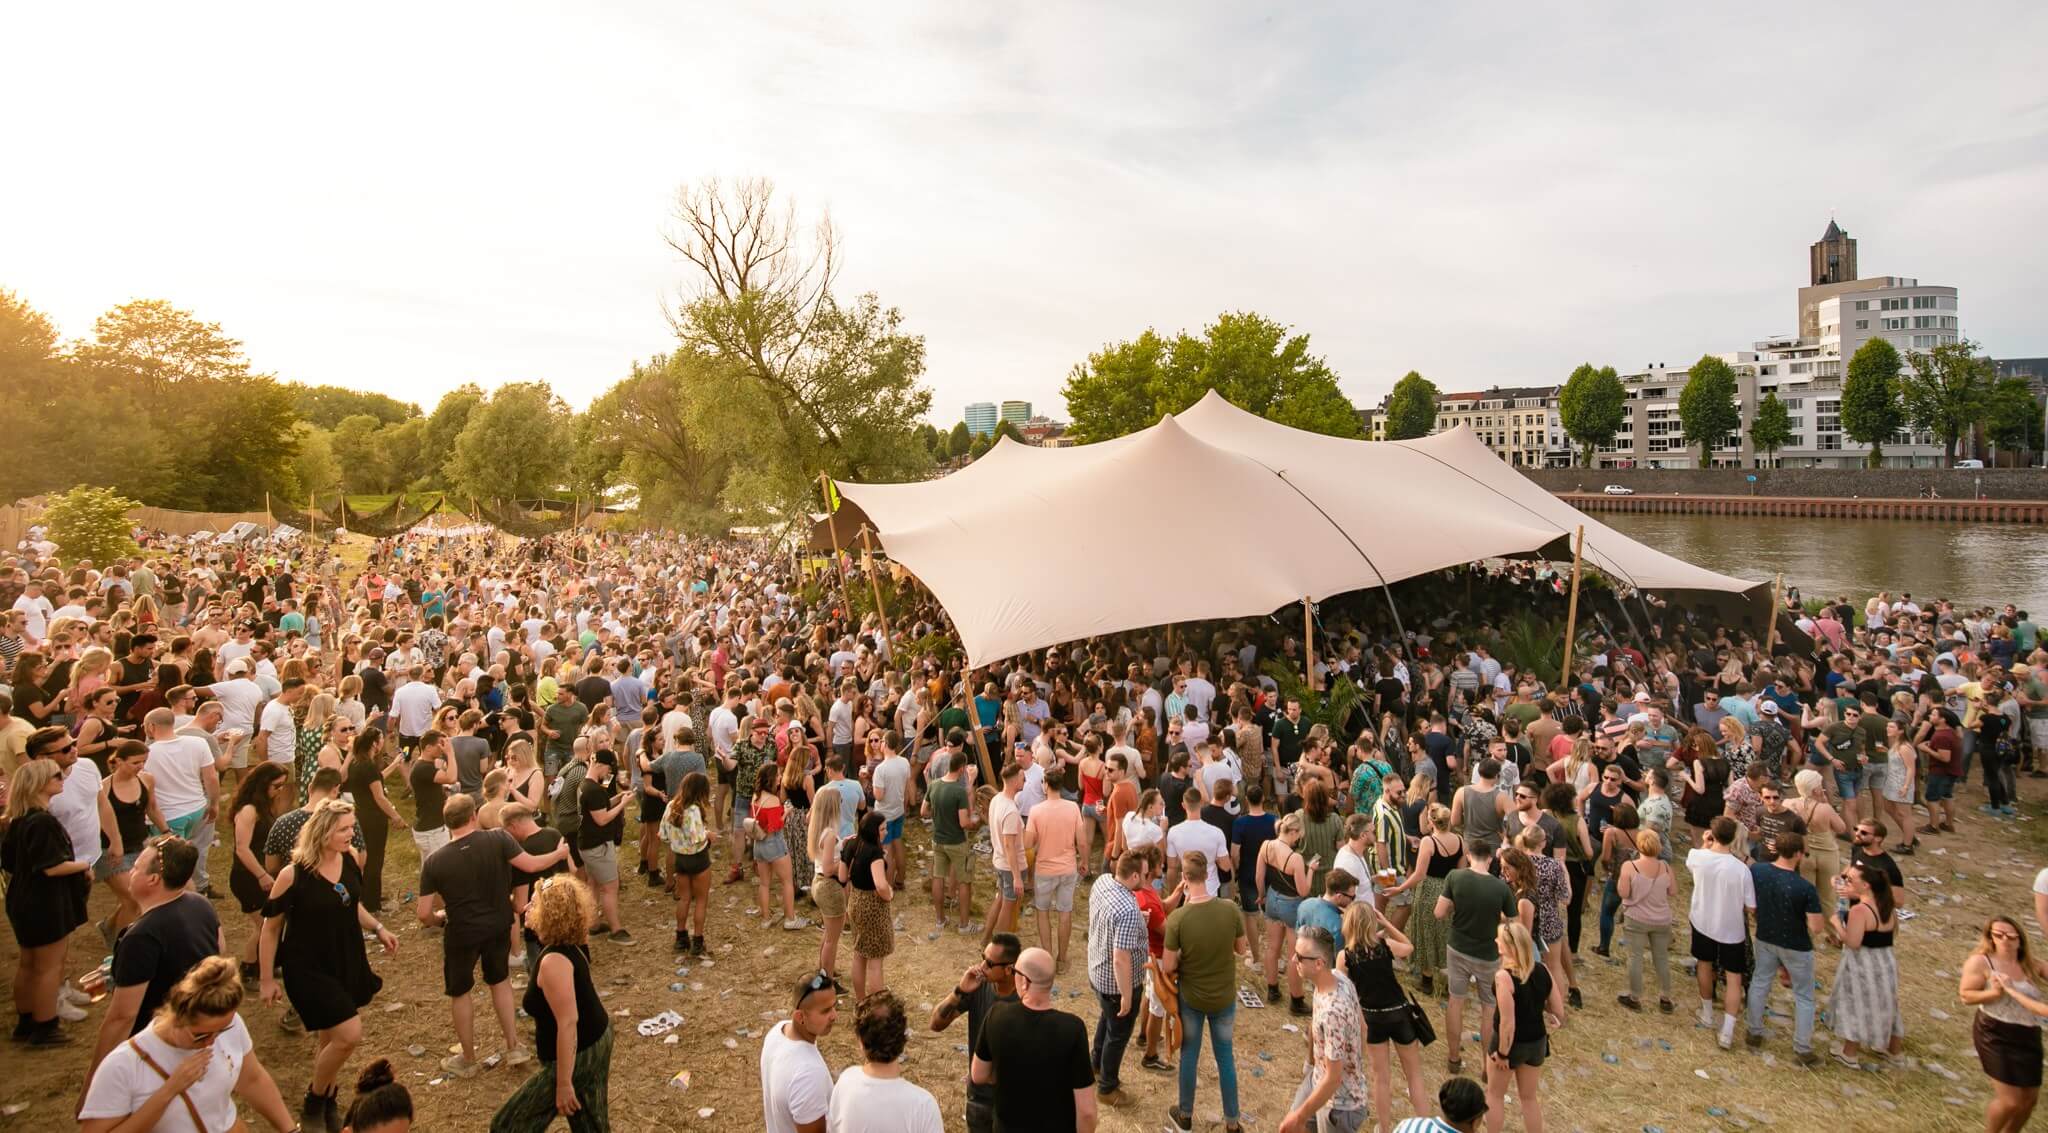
top-left (83, 837), bottom-right (219, 1098)
top-left (972, 946), bottom-right (1098, 1132)
top-left (761, 969), bottom-right (839, 1133)
top-left (930, 933), bottom-right (1022, 1133)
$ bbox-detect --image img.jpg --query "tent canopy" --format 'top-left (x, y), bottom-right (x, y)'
top-left (835, 391), bottom-right (1769, 667)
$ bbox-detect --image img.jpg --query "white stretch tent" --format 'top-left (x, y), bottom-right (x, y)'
top-left (836, 390), bottom-right (1767, 667)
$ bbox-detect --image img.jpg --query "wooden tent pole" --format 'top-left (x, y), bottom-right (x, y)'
top-left (819, 473), bottom-right (851, 602)
top-left (959, 669), bottom-right (998, 793)
top-left (1560, 526), bottom-right (1586, 688)
top-left (1304, 597), bottom-right (1320, 692)
top-left (1765, 572), bottom-right (1784, 655)
top-left (858, 525), bottom-right (895, 661)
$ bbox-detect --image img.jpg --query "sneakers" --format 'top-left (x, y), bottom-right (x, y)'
top-left (609, 929), bottom-right (636, 945)
top-left (1140, 1053), bottom-right (1171, 1073)
top-left (1745, 1032), bottom-right (1764, 1049)
top-left (59, 985), bottom-right (92, 1008)
top-left (504, 1046), bottom-right (534, 1068)
top-left (55, 999), bottom-right (88, 1023)
top-left (1616, 995), bottom-right (1642, 1012)
top-left (1289, 996), bottom-right (1311, 1017)
top-left (441, 1053), bottom-right (481, 1078)
top-left (675, 931), bottom-right (692, 953)
top-left (782, 917), bottom-right (809, 931)
top-left (27, 1020), bottom-right (70, 1046)
top-left (1265, 984), bottom-right (1280, 1004)
top-left (1566, 987), bottom-right (1582, 1009)
top-left (1097, 1087), bottom-right (1133, 1108)
top-left (1697, 1001), bottom-right (1715, 1028)
top-left (690, 936), bottom-right (707, 957)
top-left (1166, 1106), bottom-right (1194, 1133)
top-left (644, 871), bottom-right (663, 889)
top-left (280, 1008), bottom-right (305, 1034)
top-left (1795, 1050), bottom-right (1822, 1068)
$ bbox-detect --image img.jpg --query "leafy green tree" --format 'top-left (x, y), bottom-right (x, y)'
top-left (289, 424), bottom-right (340, 499)
top-left (968, 434), bottom-right (993, 459)
top-left (71, 299), bottom-right (249, 396)
top-left (945, 420), bottom-right (970, 459)
top-left (446, 381), bottom-right (570, 503)
top-left (43, 485), bottom-right (140, 566)
top-left (1840, 337), bottom-right (1906, 467)
top-left (1677, 355), bottom-right (1740, 466)
top-left (566, 410), bottom-right (624, 502)
top-left (581, 353), bottom-right (729, 530)
top-left (422, 384), bottom-right (485, 480)
top-left (1557, 363), bottom-right (1625, 467)
top-left (1061, 313), bottom-right (1361, 443)
top-left (1903, 339), bottom-right (1995, 465)
top-left (1986, 378), bottom-right (2045, 461)
top-left (665, 178), bottom-right (932, 520)
top-left (376, 418), bottom-right (434, 489)
top-left (1748, 391), bottom-right (1793, 466)
top-left (994, 419), bottom-right (1025, 445)
top-left (331, 414), bottom-right (392, 493)
top-left (1382, 371), bottom-right (1439, 440)
top-left (915, 423), bottom-right (941, 456)
top-left (289, 384), bottom-right (419, 429)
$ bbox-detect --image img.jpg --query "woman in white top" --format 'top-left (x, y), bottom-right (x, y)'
top-left (80, 954), bottom-right (296, 1133)
top-left (1121, 789), bottom-right (1167, 853)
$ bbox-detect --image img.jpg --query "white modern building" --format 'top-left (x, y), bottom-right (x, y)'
top-left (964, 402), bottom-right (999, 437)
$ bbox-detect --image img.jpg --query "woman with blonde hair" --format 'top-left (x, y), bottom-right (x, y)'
top-left (505, 740), bottom-right (546, 816)
top-left (1399, 803), bottom-right (1459, 995)
top-left (1336, 901), bottom-right (1426, 1133)
top-left (477, 768), bottom-right (511, 830)
top-left (1486, 920), bottom-right (1564, 1133)
top-left (780, 742), bottom-right (817, 891)
top-left (65, 645), bottom-right (115, 721)
top-left (78, 955), bottom-right (297, 1132)
top-left (4, 758), bottom-right (91, 1044)
top-left (492, 875), bottom-right (613, 1133)
top-left (260, 798), bottom-right (398, 1129)
top-left (808, 785), bottom-right (847, 979)
top-left (1717, 715), bottom-right (1754, 779)
top-left (1960, 915), bottom-right (2048, 1133)
top-left (297, 691), bottom-right (338, 803)
top-left (1786, 768), bottom-right (1846, 892)
top-left (1257, 811), bottom-right (1312, 1009)
top-left (1615, 827), bottom-right (1675, 1013)
top-left (336, 673), bottom-right (367, 730)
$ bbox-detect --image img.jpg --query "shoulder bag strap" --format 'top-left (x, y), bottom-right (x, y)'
top-left (125, 1036), bottom-right (212, 1132)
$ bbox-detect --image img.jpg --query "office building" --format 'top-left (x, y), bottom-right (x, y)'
top-left (964, 402), bottom-right (998, 437)
top-left (1432, 387), bottom-right (1572, 467)
top-left (1000, 400), bottom-right (1032, 430)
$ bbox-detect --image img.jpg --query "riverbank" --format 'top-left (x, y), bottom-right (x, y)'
top-left (1526, 466), bottom-right (2048, 501)
top-left (1563, 491), bottom-right (2048, 523)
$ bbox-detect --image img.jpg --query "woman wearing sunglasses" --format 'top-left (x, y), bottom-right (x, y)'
top-left (80, 955), bottom-right (298, 1133)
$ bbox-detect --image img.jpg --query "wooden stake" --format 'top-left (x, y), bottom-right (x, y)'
top-left (1303, 597), bottom-right (1320, 692)
top-left (859, 525), bottom-right (895, 662)
top-left (1765, 572), bottom-right (1784, 656)
top-left (1560, 526), bottom-right (1586, 688)
top-left (958, 669), bottom-right (998, 791)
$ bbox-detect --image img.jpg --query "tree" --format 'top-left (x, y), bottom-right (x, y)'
top-left (1382, 371), bottom-right (1439, 440)
top-left (289, 384), bottom-right (419, 430)
top-left (71, 299), bottom-right (249, 396)
top-left (582, 353), bottom-right (729, 530)
top-left (994, 419), bottom-right (1025, 445)
top-left (377, 418), bottom-right (433, 489)
top-left (289, 424), bottom-right (340, 499)
top-left (422, 384), bottom-right (485, 480)
top-left (566, 410), bottom-right (624, 502)
top-left (1985, 378), bottom-right (2044, 463)
top-left (665, 177), bottom-right (932, 519)
top-left (1061, 313), bottom-right (1362, 444)
top-left (968, 434), bottom-right (993, 459)
top-left (1557, 363), bottom-right (1626, 467)
top-left (945, 420), bottom-right (970, 459)
top-left (0, 291), bottom-right (169, 503)
top-left (915, 423), bottom-right (941, 457)
top-left (42, 485), bottom-right (139, 566)
top-left (1748, 391), bottom-right (1793, 466)
top-left (330, 414), bottom-right (393, 494)
top-left (1840, 337), bottom-right (1906, 467)
top-left (1903, 339), bottom-right (1995, 465)
top-left (446, 381), bottom-right (571, 503)
top-left (1677, 355), bottom-right (1740, 467)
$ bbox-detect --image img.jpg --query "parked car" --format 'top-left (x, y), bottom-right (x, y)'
top-left (1602, 484), bottom-right (1635, 495)
top-left (1953, 459), bottom-right (1985, 469)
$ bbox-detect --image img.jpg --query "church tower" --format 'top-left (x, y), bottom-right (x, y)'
top-left (1809, 218), bottom-right (1857, 285)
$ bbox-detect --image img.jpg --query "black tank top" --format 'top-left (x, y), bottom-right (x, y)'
top-left (1343, 940), bottom-right (1407, 1011)
top-left (523, 944), bottom-right (608, 1059)
top-left (1426, 834), bottom-right (1460, 878)
top-left (1862, 922), bottom-right (1895, 949)
top-left (107, 776), bottom-right (151, 852)
top-left (1265, 847), bottom-right (1302, 899)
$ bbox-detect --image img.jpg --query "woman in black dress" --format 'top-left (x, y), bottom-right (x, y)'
top-left (491, 874), bottom-right (612, 1132)
top-left (229, 763), bottom-right (289, 981)
top-left (343, 730), bottom-right (407, 912)
top-left (3, 758), bottom-right (92, 1044)
top-left (259, 798), bottom-right (399, 1132)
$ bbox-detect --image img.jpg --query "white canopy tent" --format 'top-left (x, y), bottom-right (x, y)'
top-left (835, 390), bottom-right (1769, 667)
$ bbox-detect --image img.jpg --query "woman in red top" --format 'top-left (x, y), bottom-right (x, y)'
top-left (747, 764), bottom-right (801, 929)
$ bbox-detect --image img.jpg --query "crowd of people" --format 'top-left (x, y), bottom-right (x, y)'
top-left (1, 520), bottom-right (2047, 1132)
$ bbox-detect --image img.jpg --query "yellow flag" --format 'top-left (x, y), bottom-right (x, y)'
top-left (822, 477), bottom-right (841, 513)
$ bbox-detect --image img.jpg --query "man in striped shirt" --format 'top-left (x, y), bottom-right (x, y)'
top-left (1086, 851), bottom-right (1148, 1107)
top-left (1372, 776), bottom-right (1414, 924)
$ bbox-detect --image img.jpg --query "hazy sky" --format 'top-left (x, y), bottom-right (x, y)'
top-left (6, 3), bottom-right (2045, 423)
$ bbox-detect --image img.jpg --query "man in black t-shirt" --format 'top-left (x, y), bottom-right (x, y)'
top-left (408, 729), bottom-right (456, 858)
top-left (417, 794), bottom-right (570, 1078)
top-left (971, 946), bottom-right (1096, 1132)
top-left (931, 933), bottom-right (1023, 1133)
top-left (502, 802), bottom-right (565, 980)
top-left (1848, 821), bottom-right (1907, 905)
top-left (86, 838), bottom-right (220, 1088)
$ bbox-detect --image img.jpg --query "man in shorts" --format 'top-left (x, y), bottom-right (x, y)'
top-left (983, 762), bottom-right (1026, 946)
top-left (924, 751), bottom-right (976, 932)
top-left (1686, 815), bottom-right (1757, 1050)
top-left (873, 731), bottom-right (912, 886)
top-left (416, 793), bottom-right (569, 1077)
top-left (1025, 766), bottom-right (1086, 971)
top-left (1434, 839), bottom-right (1517, 1069)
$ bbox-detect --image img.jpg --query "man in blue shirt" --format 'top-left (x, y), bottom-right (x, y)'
top-left (1744, 831), bottom-right (1835, 1066)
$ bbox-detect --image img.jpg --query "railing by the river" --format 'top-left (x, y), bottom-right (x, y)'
top-left (1558, 493), bottom-right (2048, 524)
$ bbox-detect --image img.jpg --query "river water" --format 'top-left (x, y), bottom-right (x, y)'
top-left (1598, 513), bottom-right (2048, 616)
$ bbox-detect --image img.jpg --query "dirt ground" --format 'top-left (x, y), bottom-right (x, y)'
top-left (3, 797), bottom-right (2032, 1132)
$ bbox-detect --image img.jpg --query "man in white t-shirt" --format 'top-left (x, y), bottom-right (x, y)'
top-left (827, 989), bottom-right (944, 1133)
top-left (11, 580), bottom-right (53, 643)
top-left (984, 763), bottom-right (1026, 944)
top-left (761, 970), bottom-right (839, 1133)
top-left (872, 735), bottom-right (912, 886)
top-left (1686, 815), bottom-right (1758, 1050)
top-left (390, 665), bottom-right (442, 752)
top-left (205, 662), bottom-right (266, 737)
top-left (1165, 793), bottom-right (1230, 898)
top-left (255, 678), bottom-right (307, 770)
top-left (145, 709), bottom-right (219, 839)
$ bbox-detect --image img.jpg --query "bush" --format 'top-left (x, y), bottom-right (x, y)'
top-left (43, 485), bottom-right (140, 566)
